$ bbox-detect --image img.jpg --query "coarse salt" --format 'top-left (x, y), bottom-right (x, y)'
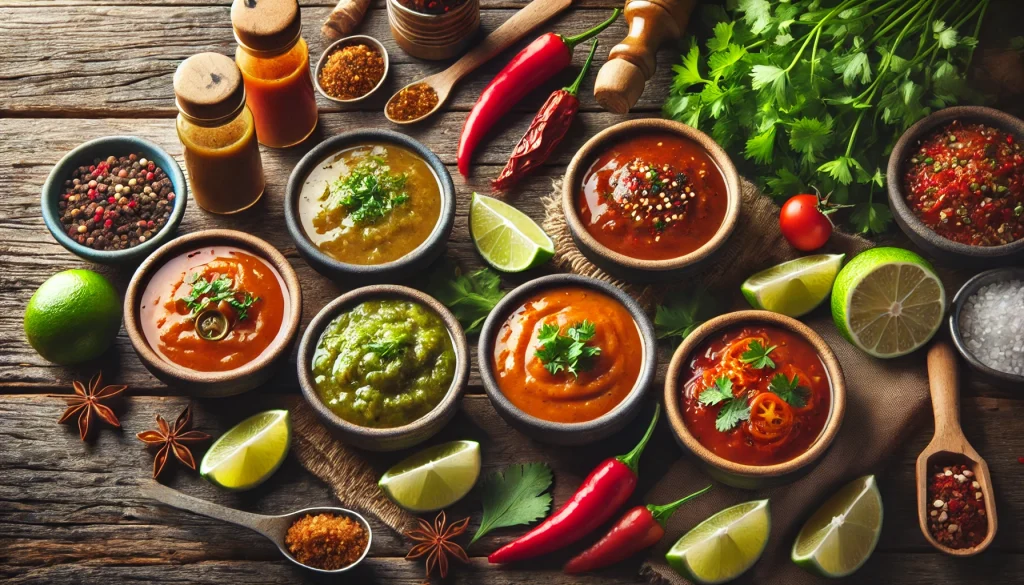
top-left (959, 279), bottom-right (1024, 375)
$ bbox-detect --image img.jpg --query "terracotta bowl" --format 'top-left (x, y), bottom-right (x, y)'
top-left (887, 106), bottom-right (1024, 267)
top-left (386, 0), bottom-right (480, 61)
top-left (124, 229), bottom-right (302, 397)
top-left (562, 118), bottom-right (742, 283)
top-left (477, 274), bottom-right (658, 446)
top-left (297, 285), bottom-right (469, 452)
top-left (949, 267), bottom-right (1024, 386)
top-left (664, 311), bottom-right (846, 489)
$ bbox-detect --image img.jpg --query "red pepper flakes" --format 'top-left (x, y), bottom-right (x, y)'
top-left (926, 463), bottom-right (987, 549)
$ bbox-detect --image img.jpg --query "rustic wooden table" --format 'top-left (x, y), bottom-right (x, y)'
top-left (1, 1), bottom-right (1022, 584)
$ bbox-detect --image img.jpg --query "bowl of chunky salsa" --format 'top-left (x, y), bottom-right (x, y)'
top-left (665, 311), bottom-right (845, 488)
top-left (563, 119), bottom-right (741, 282)
top-left (888, 106), bottom-right (1024, 266)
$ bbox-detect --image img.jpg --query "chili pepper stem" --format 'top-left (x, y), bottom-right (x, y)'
top-left (564, 40), bottom-right (600, 96)
top-left (649, 485), bottom-right (713, 526)
top-left (560, 8), bottom-right (621, 51)
top-left (616, 403), bottom-right (661, 474)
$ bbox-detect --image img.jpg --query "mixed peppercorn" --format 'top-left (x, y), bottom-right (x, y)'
top-left (927, 463), bottom-right (987, 549)
top-left (58, 154), bottom-right (174, 251)
top-left (609, 159), bottom-right (699, 239)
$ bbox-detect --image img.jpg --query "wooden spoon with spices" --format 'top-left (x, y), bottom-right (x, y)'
top-left (141, 481), bottom-right (373, 573)
top-left (384, 0), bottom-right (572, 125)
top-left (915, 340), bottom-right (997, 556)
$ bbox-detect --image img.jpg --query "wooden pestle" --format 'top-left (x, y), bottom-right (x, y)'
top-left (594, 0), bottom-right (696, 114)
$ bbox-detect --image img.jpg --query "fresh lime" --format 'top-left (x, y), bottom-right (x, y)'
top-left (200, 410), bottom-right (291, 491)
top-left (792, 475), bottom-right (882, 578)
top-left (831, 247), bottom-right (945, 358)
top-left (666, 499), bottom-right (770, 585)
top-left (469, 193), bottom-right (554, 272)
top-left (24, 269), bottom-right (121, 365)
top-left (379, 440), bottom-right (481, 513)
top-left (741, 254), bottom-right (845, 317)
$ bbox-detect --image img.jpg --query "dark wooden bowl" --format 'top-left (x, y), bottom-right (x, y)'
top-left (949, 267), bottom-right (1024, 386)
top-left (297, 285), bottom-right (470, 452)
top-left (477, 274), bottom-right (658, 445)
top-left (561, 118), bottom-right (742, 283)
top-left (664, 311), bottom-right (846, 489)
top-left (124, 229), bottom-right (302, 397)
top-left (887, 106), bottom-right (1024, 267)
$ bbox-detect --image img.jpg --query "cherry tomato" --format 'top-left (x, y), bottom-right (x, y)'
top-left (748, 392), bottom-right (794, 442)
top-left (780, 194), bottom-right (833, 251)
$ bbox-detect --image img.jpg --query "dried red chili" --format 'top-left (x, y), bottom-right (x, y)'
top-left (926, 463), bottom-right (987, 549)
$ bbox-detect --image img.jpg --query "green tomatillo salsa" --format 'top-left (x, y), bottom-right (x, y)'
top-left (311, 299), bottom-right (456, 428)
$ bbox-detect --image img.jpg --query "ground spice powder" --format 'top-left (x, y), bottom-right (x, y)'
top-left (386, 83), bottom-right (439, 122)
top-left (927, 463), bottom-right (987, 549)
top-left (285, 513), bottom-right (369, 570)
top-left (319, 44), bottom-right (385, 100)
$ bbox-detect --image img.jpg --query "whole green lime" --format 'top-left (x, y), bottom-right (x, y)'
top-left (24, 269), bottom-right (122, 365)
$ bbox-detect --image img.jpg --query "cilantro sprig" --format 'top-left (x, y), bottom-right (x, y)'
top-left (698, 376), bottom-right (751, 432)
top-left (655, 289), bottom-right (719, 347)
top-left (469, 462), bottom-right (553, 545)
top-left (365, 336), bottom-right (410, 361)
top-left (178, 273), bottom-right (259, 322)
top-left (422, 261), bottom-right (506, 334)
top-left (740, 340), bottom-right (777, 369)
top-left (769, 373), bottom-right (811, 408)
top-left (535, 321), bottom-right (602, 378)
top-left (327, 153), bottom-right (410, 225)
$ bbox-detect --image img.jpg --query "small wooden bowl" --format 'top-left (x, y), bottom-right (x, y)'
top-left (297, 285), bottom-right (470, 452)
top-left (562, 118), bottom-right (742, 283)
top-left (386, 0), bottom-right (480, 60)
top-left (887, 106), bottom-right (1024, 267)
top-left (313, 35), bottom-right (390, 104)
top-left (124, 229), bottom-right (302, 397)
top-left (949, 267), bottom-right (1024, 386)
top-left (477, 274), bottom-right (658, 446)
top-left (664, 311), bottom-right (846, 489)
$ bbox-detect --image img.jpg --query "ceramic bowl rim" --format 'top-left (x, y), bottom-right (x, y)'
top-left (477, 274), bottom-right (658, 436)
top-left (296, 284), bottom-right (470, 442)
top-left (664, 310), bottom-right (847, 478)
top-left (561, 118), bottom-right (742, 273)
top-left (123, 229), bottom-right (302, 384)
top-left (284, 129), bottom-right (455, 277)
top-left (886, 106), bottom-right (1024, 259)
top-left (948, 267), bottom-right (1024, 385)
top-left (41, 135), bottom-right (188, 264)
top-left (313, 35), bottom-right (390, 105)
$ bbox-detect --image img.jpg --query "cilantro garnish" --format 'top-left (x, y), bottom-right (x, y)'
top-left (327, 153), bottom-right (410, 225)
top-left (740, 340), bottom-right (777, 369)
top-left (365, 336), bottom-right (410, 361)
top-left (699, 376), bottom-right (751, 432)
top-left (769, 373), bottom-right (810, 408)
top-left (422, 261), bottom-right (506, 334)
top-left (178, 273), bottom-right (259, 321)
top-left (534, 321), bottom-right (602, 378)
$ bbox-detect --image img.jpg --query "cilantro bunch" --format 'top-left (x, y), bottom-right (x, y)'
top-left (665, 0), bottom-right (989, 234)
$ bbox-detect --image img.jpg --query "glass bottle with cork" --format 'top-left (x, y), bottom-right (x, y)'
top-left (231, 0), bottom-right (319, 148)
top-left (173, 52), bottom-right (266, 214)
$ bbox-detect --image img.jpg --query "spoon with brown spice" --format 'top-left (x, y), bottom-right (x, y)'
top-left (141, 481), bottom-right (372, 573)
top-left (384, 0), bottom-right (571, 124)
top-left (915, 341), bottom-right (997, 556)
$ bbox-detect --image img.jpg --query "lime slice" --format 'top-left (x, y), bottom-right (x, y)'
top-left (741, 254), bottom-right (845, 317)
top-left (666, 499), bottom-right (770, 585)
top-left (831, 247), bottom-right (945, 358)
top-left (470, 193), bottom-right (554, 272)
top-left (792, 475), bottom-right (883, 578)
top-left (200, 410), bottom-right (291, 491)
top-left (379, 440), bottom-right (481, 513)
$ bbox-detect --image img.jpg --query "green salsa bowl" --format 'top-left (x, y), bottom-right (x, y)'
top-left (297, 285), bottom-right (469, 451)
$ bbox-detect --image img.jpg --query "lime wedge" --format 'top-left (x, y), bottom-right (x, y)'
top-left (200, 410), bottom-right (291, 491)
top-left (831, 247), bottom-right (945, 358)
top-left (741, 254), bottom-right (845, 317)
top-left (792, 475), bottom-right (883, 578)
top-left (470, 193), bottom-right (554, 272)
top-left (666, 499), bottom-right (770, 585)
top-left (379, 440), bottom-right (481, 513)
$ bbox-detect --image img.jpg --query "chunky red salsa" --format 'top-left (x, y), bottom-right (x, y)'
top-left (578, 133), bottom-right (728, 260)
top-left (681, 325), bottom-right (831, 466)
top-left (903, 121), bottom-right (1024, 246)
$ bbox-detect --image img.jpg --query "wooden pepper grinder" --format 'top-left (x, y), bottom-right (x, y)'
top-left (594, 0), bottom-right (696, 114)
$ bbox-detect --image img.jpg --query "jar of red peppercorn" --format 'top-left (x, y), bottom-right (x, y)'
top-left (386, 0), bottom-right (480, 60)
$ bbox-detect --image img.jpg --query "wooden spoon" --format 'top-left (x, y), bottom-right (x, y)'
top-left (141, 481), bottom-right (373, 573)
top-left (916, 340), bottom-right (997, 556)
top-left (384, 0), bottom-right (572, 124)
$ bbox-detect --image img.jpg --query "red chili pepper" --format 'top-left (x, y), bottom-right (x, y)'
top-left (457, 8), bottom-right (621, 177)
top-left (564, 484), bottom-right (712, 574)
top-left (488, 403), bottom-right (660, 564)
top-left (492, 40), bottom-right (599, 191)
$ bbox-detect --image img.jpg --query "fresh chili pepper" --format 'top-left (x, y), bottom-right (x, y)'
top-left (457, 8), bottom-right (621, 177)
top-left (491, 40), bottom-right (599, 191)
top-left (564, 484), bottom-right (712, 574)
top-left (488, 403), bottom-right (660, 564)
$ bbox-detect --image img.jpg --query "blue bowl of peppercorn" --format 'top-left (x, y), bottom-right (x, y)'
top-left (41, 136), bottom-right (188, 265)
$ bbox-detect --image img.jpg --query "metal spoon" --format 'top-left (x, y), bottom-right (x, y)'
top-left (384, 0), bottom-right (572, 125)
top-left (915, 341), bottom-right (997, 556)
top-left (141, 481), bottom-right (372, 573)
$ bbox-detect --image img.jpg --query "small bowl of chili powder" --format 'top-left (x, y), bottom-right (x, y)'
top-left (314, 35), bottom-right (389, 105)
top-left (887, 106), bottom-right (1024, 267)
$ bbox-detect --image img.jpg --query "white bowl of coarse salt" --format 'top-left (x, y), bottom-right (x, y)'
top-left (951, 268), bottom-right (1024, 384)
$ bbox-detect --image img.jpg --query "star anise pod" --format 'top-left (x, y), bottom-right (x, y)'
top-left (56, 372), bottom-right (127, 441)
top-left (404, 511), bottom-right (470, 580)
top-left (136, 404), bottom-right (211, 479)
